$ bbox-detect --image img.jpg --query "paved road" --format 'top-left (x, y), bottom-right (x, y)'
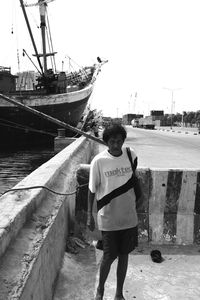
top-left (124, 126), bottom-right (200, 168)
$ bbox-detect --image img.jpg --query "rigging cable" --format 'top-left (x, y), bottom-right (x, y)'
top-left (11, 0), bottom-right (15, 34)
top-left (46, 22), bottom-right (54, 72)
top-left (22, 49), bottom-right (42, 75)
top-left (65, 54), bottom-right (89, 79)
top-left (11, 0), bottom-right (21, 73)
top-left (0, 118), bottom-right (89, 139)
top-left (0, 117), bottom-right (56, 137)
top-left (28, 7), bottom-right (40, 29)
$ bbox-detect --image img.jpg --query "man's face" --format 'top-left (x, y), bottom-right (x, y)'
top-left (107, 134), bottom-right (124, 156)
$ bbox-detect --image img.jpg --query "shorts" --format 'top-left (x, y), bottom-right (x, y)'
top-left (101, 226), bottom-right (138, 260)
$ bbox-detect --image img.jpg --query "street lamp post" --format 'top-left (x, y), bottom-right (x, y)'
top-left (163, 87), bottom-right (182, 129)
top-left (182, 111), bottom-right (184, 127)
top-left (170, 90), bottom-right (174, 128)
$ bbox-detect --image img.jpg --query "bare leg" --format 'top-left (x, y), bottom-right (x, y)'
top-left (114, 254), bottom-right (128, 300)
top-left (95, 255), bottom-right (115, 300)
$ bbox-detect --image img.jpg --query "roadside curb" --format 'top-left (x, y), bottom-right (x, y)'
top-left (156, 128), bottom-right (199, 136)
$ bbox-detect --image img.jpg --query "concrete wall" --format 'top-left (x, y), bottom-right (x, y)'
top-left (0, 136), bottom-right (99, 300)
top-left (147, 168), bottom-right (200, 245)
top-left (76, 165), bottom-right (200, 245)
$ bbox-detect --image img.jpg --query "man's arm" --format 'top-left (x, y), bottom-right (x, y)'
top-left (87, 190), bottom-right (95, 231)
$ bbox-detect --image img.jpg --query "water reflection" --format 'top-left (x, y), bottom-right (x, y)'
top-left (0, 148), bottom-right (55, 195)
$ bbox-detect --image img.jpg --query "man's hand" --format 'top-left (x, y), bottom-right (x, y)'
top-left (87, 213), bottom-right (95, 231)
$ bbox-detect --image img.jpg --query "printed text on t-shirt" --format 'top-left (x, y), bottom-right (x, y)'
top-left (104, 166), bottom-right (132, 177)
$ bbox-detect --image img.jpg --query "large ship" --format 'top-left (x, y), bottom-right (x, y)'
top-left (0, 0), bottom-right (106, 149)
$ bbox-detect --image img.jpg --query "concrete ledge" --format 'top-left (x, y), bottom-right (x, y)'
top-left (156, 127), bottom-right (200, 135)
top-left (0, 136), bottom-right (97, 258)
top-left (54, 137), bottom-right (77, 153)
top-left (75, 165), bottom-right (200, 245)
top-left (0, 136), bottom-right (99, 300)
top-left (0, 190), bottom-right (68, 300)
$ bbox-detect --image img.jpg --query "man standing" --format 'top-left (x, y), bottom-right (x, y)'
top-left (87, 124), bottom-right (138, 300)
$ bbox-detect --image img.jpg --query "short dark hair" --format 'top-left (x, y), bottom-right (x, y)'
top-left (102, 124), bottom-right (127, 143)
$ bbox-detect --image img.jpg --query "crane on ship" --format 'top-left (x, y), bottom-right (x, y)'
top-left (20, 0), bottom-right (57, 91)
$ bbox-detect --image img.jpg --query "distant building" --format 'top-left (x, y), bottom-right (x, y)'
top-left (150, 110), bottom-right (164, 116)
top-left (150, 110), bottom-right (164, 122)
top-left (122, 113), bottom-right (143, 125)
top-left (0, 68), bottom-right (40, 92)
top-left (0, 66), bottom-right (18, 93)
top-left (112, 117), bottom-right (122, 124)
top-left (16, 71), bottom-right (38, 90)
top-left (102, 117), bottom-right (122, 127)
top-left (16, 71), bottom-right (39, 91)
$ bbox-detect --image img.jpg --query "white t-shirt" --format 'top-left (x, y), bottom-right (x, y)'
top-left (89, 147), bottom-right (138, 231)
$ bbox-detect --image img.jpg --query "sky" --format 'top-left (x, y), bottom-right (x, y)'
top-left (1, 0), bottom-right (200, 117)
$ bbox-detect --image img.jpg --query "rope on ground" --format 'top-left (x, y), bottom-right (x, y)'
top-left (0, 183), bottom-right (88, 197)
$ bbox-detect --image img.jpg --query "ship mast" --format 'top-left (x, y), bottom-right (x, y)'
top-left (39, 0), bottom-right (48, 74)
top-left (20, 0), bottom-right (56, 76)
top-left (19, 0), bottom-right (43, 74)
top-left (37, 0), bottom-right (57, 75)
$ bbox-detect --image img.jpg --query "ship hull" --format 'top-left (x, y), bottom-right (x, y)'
top-left (0, 84), bottom-right (93, 149)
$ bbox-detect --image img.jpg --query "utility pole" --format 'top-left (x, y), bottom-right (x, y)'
top-left (134, 92), bottom-right (137, 114)
top-left (163, 87), bottom-right (182, 129)
top-left (129, 94), bottom-right (132, 113)
top-left (182, 111), bottom-right (184, 127)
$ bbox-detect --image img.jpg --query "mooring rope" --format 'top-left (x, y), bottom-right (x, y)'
top-left (0, 183), bottom-right (88, 197)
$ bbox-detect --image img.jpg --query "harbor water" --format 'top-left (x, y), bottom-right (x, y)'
top-left (0, 147), bottom-right (55, 196)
